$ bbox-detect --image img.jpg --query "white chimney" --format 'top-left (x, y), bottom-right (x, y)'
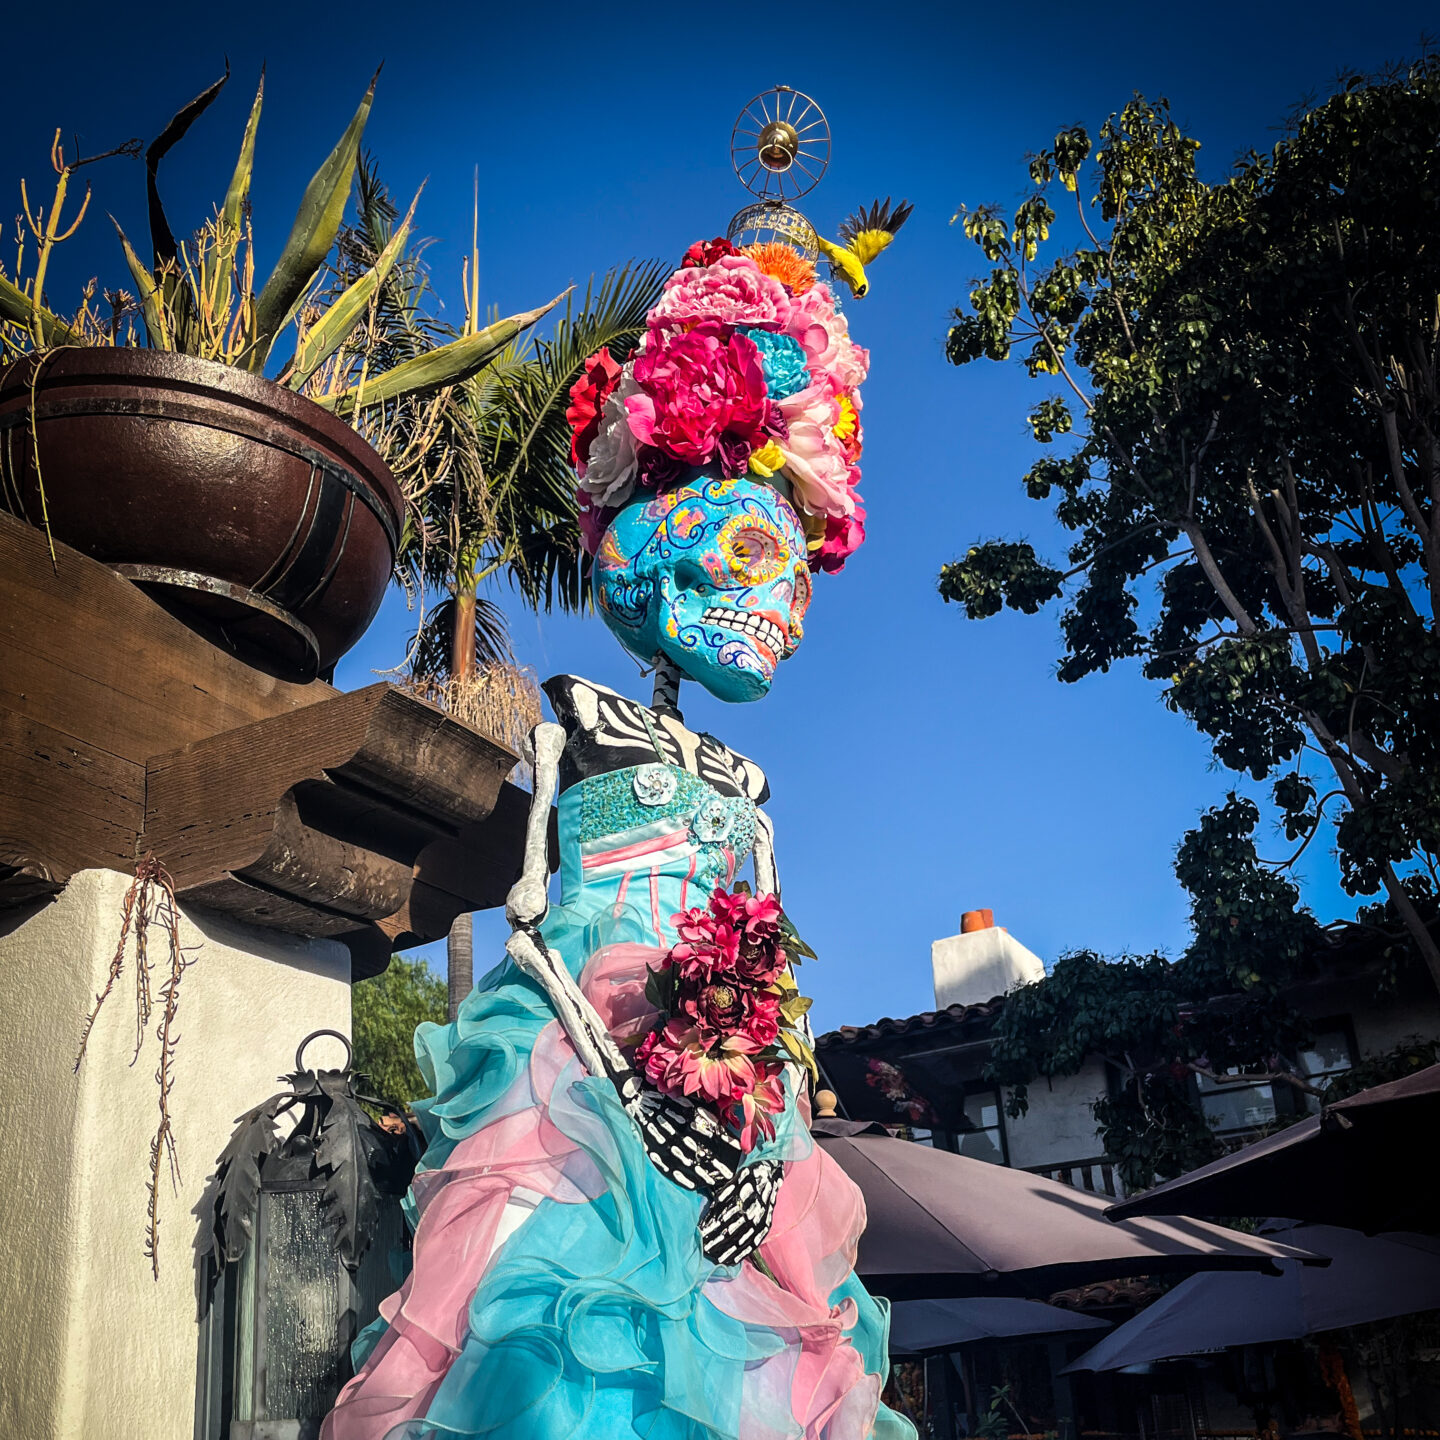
top-left (932, 909), bottom-right (1045, 1010)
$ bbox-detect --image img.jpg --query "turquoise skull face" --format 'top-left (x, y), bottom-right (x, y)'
top-left (593, 475), bottom-right (813, 703)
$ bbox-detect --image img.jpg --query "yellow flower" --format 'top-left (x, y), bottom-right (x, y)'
top-left (749, 440), bottom-right (785, 478)
top-left (833, 394), bottom-right (858, 442)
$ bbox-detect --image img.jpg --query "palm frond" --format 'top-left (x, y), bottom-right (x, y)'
top-left (460, 258), bottom-right (667, 612)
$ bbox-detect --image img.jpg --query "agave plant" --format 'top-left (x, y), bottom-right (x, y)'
top-left (0, 66), bottom-right (562, 415)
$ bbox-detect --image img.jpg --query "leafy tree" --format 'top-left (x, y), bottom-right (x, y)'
top-left (352, 954), bottom-right (448, 1107)
top-left (944, 60), bottom-right (1440, 989)
top-left (987, 794), bottom-right (1321, 1190)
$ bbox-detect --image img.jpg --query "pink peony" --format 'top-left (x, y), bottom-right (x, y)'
top-left (649, 253), bottom-right (792, 331)
top-left (627, 323), bottom-right (769, 475)
top-left (783, 282), bottom-right (869, 391)
top-left (778, 419), bottom-right (855, 520)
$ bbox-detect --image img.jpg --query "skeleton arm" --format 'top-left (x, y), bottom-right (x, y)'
top-left (753, 808), bottom-right (779, 900)
top-left (503, 724), bottom-right (635, 1089)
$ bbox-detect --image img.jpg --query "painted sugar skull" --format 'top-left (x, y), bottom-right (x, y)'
top-left (594, 474), bottom-right (813, 703)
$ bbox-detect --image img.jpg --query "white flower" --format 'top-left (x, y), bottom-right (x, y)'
top-left (578, 368), bottom-right (641, 508)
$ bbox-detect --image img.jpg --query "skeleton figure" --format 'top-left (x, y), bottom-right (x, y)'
top-left (324, 475), bottom-right (910, 1440)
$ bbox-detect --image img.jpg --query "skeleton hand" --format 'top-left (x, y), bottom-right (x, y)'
top-left (623, 1085), bottom-right (782, 1266)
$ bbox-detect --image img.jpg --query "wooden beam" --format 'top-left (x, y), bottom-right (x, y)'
top-left (0, 512), bottom-right (330, 768)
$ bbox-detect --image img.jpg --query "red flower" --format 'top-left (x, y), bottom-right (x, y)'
top-left (682, 237), bottom-right (739, 269)
top-left (566, 348), bottom-right (623, 468)
top-left (722, 1060), bottom-right (787, 1153)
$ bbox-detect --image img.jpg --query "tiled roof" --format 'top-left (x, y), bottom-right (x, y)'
top-left (816, 997), bottom-right (1007, 1049)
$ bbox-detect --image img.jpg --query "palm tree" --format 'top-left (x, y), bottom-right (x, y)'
top-left (333, 163), bottom-right (666, 1015)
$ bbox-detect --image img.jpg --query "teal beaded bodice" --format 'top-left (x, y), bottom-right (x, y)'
top-left (557, 763), bottom-right (757, 913)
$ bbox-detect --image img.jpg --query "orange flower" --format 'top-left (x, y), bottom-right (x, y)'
top-left (743, 242), bottom-right (816, 296)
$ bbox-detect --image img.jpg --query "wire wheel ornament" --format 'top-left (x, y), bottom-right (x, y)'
top-left (731, 87), bottom-right (830, 202)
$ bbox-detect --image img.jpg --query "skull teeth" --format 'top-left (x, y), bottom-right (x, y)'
top-left (702, 606), bottom-right (786, 654)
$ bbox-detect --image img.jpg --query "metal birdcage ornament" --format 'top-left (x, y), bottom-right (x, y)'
top-left (195, 1030), bottom-right (420, 1440)
top-left (727, 87), bottom-right (830, 263)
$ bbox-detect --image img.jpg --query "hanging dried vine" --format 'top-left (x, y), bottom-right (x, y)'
top-left (73, 855), bottom-right (198, 1279)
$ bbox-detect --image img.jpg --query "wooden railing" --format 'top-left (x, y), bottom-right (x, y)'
top-left (1025, 1157), bottom-right (1124, 1198)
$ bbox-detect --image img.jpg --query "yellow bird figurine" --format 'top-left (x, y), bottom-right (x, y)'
top-left (814, 197), bottom-right (914, 299)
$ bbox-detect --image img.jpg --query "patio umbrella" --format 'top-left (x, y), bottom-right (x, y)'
top-left (1063, 1223), bottom-right (1440, 1372)
top-left (811, 1121), bottom-right (1321, 1301)
top-left (888, 1298), bottom-right (1110, 1357)
top-left (1106, 1064), bottom-right (1440, 1233)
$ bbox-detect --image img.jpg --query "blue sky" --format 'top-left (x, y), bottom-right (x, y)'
top-left (7, 1), bottom-right (1434, 1034)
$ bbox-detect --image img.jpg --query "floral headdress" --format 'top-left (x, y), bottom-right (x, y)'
top-left (567, 237), bottom-right (869, 573)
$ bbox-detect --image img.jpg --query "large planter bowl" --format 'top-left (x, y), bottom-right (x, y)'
top-left (0, 348), bottom-right (403, 681)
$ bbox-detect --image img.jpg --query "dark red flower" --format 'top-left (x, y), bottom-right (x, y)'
top-left (681, 237), bottom-right (739, 269)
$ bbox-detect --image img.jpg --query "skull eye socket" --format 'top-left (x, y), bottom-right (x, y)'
top-left (792, 565), bottom-right (813, 620)
top-left (721, 519), bottom-right (788, 585)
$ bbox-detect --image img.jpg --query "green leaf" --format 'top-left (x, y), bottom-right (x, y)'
top-left (287, 190), bottom-right (418, 390)
top-left (0, 272), bottom-right (74, 345)
top-left (319, 291), bottom-right (568, 416)
top-left (779, 1028), bottom-right (819, 1082)
top-left (779, 992), bottom-right (813, 1025)
top-left (223, 70), bottom-right (264, 234)
top-left (111, 217), bottom-right (171, 350)
top-left (247, 69), bottom-right (378, 369)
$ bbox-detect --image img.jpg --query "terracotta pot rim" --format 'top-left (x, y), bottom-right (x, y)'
top-left (0, 346), bottom-right (402, 529)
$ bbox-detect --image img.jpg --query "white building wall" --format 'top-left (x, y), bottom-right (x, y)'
top-left (0, 869), bottom-right (351, 1440)
top-left (1001, 1058), bottom-right (1110, 1171)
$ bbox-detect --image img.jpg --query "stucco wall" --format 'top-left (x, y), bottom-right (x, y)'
top-left (1001, 1058), bottom-right (1109, 1170)
top-left (0, 869), bottom-right (351, 1440)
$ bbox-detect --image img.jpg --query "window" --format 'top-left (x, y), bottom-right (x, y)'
top-left (953, 1087), bottom-right (1007, 1165)
top-left (1197, 1068), bottom-right (1278, 1133)
top-left (1297, 1024), bottom-right (1354, 1113)
top-left (1196, 1021), bottom-right (1356, 1132)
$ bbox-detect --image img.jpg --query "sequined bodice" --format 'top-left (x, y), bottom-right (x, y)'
top-left (557, 762), bottom-right (757, 913)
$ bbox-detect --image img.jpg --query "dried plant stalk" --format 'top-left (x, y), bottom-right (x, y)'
top-left (73, 855), bottom-right (198, 1280)
top-left (401, 661), bottom-right (542, 784)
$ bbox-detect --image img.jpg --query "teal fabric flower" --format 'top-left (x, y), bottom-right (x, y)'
top-left (737, 326), bottom-right (811, 401)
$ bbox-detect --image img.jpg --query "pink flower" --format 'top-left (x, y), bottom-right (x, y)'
top-left (776, 404), bottom-right (855, 520)
top-left (576, 490), bottom-right (617, 556)
top-left (566, 347), bottom-right (623, 467)
top-left (812, 503), bottom-right (867, 574)
top-left (723, 1062), bottom-right (787, 1153)
top-left (708, 888), bottom-right (782, 940)
top-left (649, 254), bottom-right (791, 331)
top-left (783, 283), bottom-right (869, 391)
top-left (637, 1021), bottom-right (763, 1106)
top-left (627, 323), bottom-right (769, 474)
top-left (665, 906), bottom-right (740, 982)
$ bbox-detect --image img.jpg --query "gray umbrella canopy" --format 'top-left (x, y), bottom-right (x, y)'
top-left (811, 1125), bottom-right (1320, 1301)
top-left (1064, 1224), bottom-right (1440, 1373)
top-left (888, 1298), bottom-right (1110, 1357)
top-left (1106, 1065), bottom-right (1440, 1234)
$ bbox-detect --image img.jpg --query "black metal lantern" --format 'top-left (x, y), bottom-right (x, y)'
top-left (195, 1030), bottom-right (419, 1440)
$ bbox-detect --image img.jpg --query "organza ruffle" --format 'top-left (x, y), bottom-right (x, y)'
top-left (322, 897), bottom-right (913, 1440)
